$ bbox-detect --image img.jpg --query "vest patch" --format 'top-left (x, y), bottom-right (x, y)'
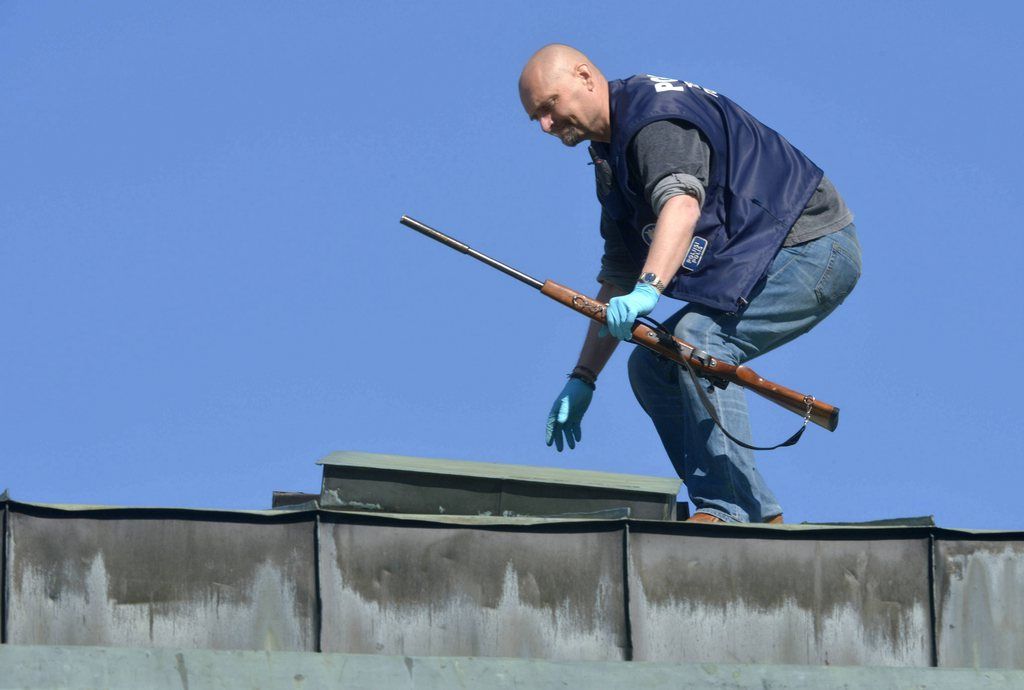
top-left (683, 236), bottom-right (708, 272)
top-left (641, 223), bottom-right (656, 245)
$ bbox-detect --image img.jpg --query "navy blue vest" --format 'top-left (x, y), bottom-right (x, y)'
top-left (593, 75), bottom-right (823, 312)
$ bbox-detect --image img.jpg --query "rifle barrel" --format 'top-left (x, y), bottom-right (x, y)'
top-left (400, 215), bottom-right (544, 290)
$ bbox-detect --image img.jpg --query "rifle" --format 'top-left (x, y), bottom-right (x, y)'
top-left (398, 215), bottom-right (839, 442)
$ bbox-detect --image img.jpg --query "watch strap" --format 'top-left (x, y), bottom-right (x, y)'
top-left (638, 272), bottom-right (666, 293)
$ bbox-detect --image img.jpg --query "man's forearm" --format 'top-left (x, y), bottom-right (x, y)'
top-left (578, 195), bottom-right (699, 375)
top-left (642, 194), bottom-right (701, 283)
top-left (574, 281), bottom-right (629, 377)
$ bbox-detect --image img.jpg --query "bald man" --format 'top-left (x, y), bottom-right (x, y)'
top-left (521, 44), bottom-right (861, 524)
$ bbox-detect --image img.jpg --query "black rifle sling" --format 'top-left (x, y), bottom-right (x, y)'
top-left (637, 316), bottom-right (812, 452)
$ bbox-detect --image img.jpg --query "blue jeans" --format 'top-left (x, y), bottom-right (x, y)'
top-left (627, 224), bottom-right (862, 522)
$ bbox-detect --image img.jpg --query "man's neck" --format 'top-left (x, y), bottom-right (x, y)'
top-left (591, 82), bottom-right (612, 142)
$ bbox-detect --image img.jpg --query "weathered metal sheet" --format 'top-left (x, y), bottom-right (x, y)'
top-left (935, 539), bottom-right (1024, 669)
top-left (7, 509), bottom-right (317, 651)
top-left (318, 517), bottom-right (627, 660)
top-left (627, 528), bottom-right (932, 666)
top-left (6, 645), bottom-right (1024, 690)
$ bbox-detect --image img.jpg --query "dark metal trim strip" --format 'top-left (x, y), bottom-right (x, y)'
top-left (313, 512), bottom-right (323, 654)
top-left (621, 522), bottom-right (634, 662)
top-left (1, 500), bottom-right (8, 645)
top-left (928, 532), bottom-right (939, 667)
top-left (7, 501), bottom-right (314, 525)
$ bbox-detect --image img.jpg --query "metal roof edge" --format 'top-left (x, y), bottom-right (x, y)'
top-left (7, 499), bottom-right (1022, 538)
top-left (316, 508), bottom-right (628, 528)
top-left (317, 450), bottom-right (683, 495)
top-left (931, 526), bottom-right (1024, 540)
top-left (6, 499), bottom-right (317, 522)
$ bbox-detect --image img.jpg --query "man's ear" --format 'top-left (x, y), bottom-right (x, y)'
top-left (576, 63), bottom-right (594, 89)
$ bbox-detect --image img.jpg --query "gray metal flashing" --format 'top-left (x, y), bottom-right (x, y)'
top-left (318, 450), bottom-right (683, 494)
top-left (626, 530), bottom-right (933, 666)
top-left (4, 645), bottom-right (1024, 690)
top-left (6, 508), bottom-right (318, 651)
top-left (316, 518), bottom-right (628, 659)
top-left (3, 497), bottom-right (1024, 669)
top-left (934, 537), bottom-right (1024, 668)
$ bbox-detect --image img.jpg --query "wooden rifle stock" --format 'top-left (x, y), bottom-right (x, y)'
top-left (540, 280), bottom-right (839, 432)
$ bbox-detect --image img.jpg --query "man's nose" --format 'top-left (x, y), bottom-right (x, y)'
top-left (540, 114), bottom-right (554, 133)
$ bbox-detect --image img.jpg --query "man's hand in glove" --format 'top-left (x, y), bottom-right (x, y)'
top-left (545, 377), bottom-right (594, 452)
top-left (600, 283), bottom-right (660, 341)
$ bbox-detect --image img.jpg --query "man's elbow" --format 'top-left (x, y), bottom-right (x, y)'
top-left (660, 193), bottom-right (701, 217)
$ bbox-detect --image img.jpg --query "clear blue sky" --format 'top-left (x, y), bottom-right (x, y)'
top-left (3, 2), bottom-right (1022, 527)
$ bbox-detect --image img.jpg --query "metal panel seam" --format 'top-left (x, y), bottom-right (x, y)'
top-left (1, 500), bottom-right (7, 645)
top-left (621, 521), bottom-right (633, 661)
top-left (314, 512), bottom-right (323, 654)
top-left (928, 532), bottom-right (938, 667)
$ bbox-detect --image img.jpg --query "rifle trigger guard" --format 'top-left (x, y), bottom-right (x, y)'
top-left (709, 377), bottom-right (729, 390)
top-left (689, 347), bottom-right (712, 367)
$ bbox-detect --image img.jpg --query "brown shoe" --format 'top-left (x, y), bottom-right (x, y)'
top-left (764, 514), bottom-right (784, 524)
top-left (686, 512), bottom-right (725, 524)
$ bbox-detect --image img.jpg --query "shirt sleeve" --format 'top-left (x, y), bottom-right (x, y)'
top-left (596, 209), bottom-right (641, 291)
top-left (628, 119), bottom-right (711, 213)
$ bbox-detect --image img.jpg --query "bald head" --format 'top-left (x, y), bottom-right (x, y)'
top-left (519, 44), bottom-right (610, 146)
top-left (518, 44), bottom-right (593, 93)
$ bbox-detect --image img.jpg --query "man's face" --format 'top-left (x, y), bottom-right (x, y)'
top-left (520, 68), bottom-right (593, 147)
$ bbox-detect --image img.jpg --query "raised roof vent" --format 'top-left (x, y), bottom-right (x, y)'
top-left (314, 451), bottom-right (684, 520)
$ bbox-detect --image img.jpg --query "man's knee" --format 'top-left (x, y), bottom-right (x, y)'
top-left (673, 311), bottom-right (717, 354)
top-left (627, 345), bottom-right (658, 387)
top-left (627, 344), bottom-right (679, 399)
top-left (673, 310), bottom-right (741, 364)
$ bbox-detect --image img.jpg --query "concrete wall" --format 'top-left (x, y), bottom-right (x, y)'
top-left (5, 645), bottom-right (1024, 690)
top-left (2, 499), bottom-right (1022, 669)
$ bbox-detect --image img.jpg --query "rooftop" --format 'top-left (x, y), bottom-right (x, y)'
top-left (3, 450), bottom-right (1023, 686)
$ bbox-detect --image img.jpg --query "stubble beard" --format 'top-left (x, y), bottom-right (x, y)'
top-left (553, 124), bottom-right (585, 147)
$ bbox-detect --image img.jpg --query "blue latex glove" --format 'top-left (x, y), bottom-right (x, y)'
top-left (600, 283), bottom-right (660, 340)
top-left (546, 378), bottom-right (594, 452)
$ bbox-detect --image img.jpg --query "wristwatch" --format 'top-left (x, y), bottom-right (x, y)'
top-left (638, 272), bottom-right (666, 293)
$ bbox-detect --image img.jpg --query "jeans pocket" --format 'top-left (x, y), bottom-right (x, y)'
top-left (765, 242), bottom-right (810, 282)
top-left (814, 237), bottom-right (862, 307)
